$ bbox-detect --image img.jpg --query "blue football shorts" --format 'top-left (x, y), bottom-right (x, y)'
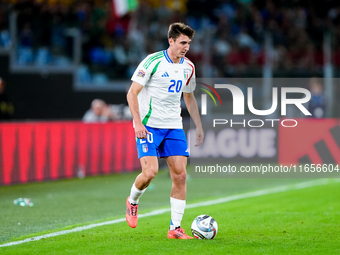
top-left (136, 126), bottom-right (189, 159)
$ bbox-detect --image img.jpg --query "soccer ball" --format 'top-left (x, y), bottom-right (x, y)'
top-left (191, 214), bottom-right (218, 239)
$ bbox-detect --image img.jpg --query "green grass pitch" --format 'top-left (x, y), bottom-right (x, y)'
top-left (0, 169), bottom-right (339, 254)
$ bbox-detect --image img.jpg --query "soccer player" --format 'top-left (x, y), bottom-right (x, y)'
top-left (126, 22), bottom-right (204, 239)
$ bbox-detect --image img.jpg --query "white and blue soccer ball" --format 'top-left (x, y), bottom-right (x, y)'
top-left (191, 214), bottom-right (218, 239)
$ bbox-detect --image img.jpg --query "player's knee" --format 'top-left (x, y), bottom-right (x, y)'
top-left (144, 169), bottom-right (158, 182)
top-left (172, 170), bottom-right (187, 184)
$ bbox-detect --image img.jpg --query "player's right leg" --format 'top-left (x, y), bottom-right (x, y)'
top-left (126, 156), bottom-right (159, 228)
top-left (126, 127), bottom-right (163, 228)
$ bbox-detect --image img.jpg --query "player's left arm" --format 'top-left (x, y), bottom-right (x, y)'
top-left (183, 92), bottom-right (204, 147)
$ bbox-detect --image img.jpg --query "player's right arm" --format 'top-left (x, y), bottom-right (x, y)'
top-left (128, 52), bottom-right (161, 138)
top-left (127, 81), bottom-right (150, 139)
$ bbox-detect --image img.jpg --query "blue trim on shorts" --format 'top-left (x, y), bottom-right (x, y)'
top-left (136, 126), bottom-right (189, 159)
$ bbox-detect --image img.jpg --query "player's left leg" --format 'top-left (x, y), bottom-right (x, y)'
top-left (166, 155), bottom-right (193, 239)
top-left (158, 128), bottom-right (192, 239)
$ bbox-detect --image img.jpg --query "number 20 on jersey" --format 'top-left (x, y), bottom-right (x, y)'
top-left (168, 80), bottom-right (182, 93)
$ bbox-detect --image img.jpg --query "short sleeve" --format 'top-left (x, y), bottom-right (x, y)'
top-left (131, 55), bottom-right (153, 86)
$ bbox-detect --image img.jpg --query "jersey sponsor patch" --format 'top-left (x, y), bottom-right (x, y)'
top-left (137, 70), bottom-right (146, 78)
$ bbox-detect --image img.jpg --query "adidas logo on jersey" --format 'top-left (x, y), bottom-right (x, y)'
top-left (161, 72), bottom-right (169, 77)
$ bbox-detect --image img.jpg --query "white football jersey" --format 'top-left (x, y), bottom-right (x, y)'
top-left (131, 50), bottom-right (196, 129)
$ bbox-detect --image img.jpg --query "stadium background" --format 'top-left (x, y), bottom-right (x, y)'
top-left (0, 0), bottom-right (340, 183)
top-left (0, 1), bottom-right (340, 253)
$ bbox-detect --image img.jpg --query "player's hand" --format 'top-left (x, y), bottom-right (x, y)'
top-left (135, 123), bottom-right (151, 139)
top-left (195, 127), bottom-right (204, 147)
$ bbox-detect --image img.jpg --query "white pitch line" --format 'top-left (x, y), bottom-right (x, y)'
top-left (0, 178), bottom-right (339, 248)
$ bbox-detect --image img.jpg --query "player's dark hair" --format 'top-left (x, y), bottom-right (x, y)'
top-left (168, 22), bottom-right (195, 41)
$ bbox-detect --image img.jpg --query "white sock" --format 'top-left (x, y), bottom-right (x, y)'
top-left (128, 183), bottom-right (146, 205)
top-left (170, 197), bottom-right (186, 230)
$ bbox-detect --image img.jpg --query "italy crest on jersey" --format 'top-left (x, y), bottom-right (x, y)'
top-left (184, 69), bottom-right (191, 80)
top-left (142, 144), bottom-right (148, 153)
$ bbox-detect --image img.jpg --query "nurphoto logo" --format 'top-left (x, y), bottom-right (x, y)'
top-left (200, 83), bottom-right (312, 128)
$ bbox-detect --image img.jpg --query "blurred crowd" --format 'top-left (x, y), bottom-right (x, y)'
top-left (82, 99), bottom-right (131, 122)
top-left (1, 0), bottom-right (340, 79)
